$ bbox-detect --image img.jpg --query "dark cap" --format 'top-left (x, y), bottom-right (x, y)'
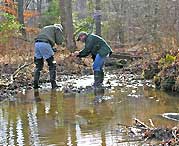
top-left (76, 31), bottom-right (87, 41)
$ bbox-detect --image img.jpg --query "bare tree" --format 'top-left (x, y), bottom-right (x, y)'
top-left (95, 0), bottom-right (101, 36)
top-left (59, 0), bottom-right (66, 41)
top-left (59, 0), bottom-right (76, 52)
top-left (17, 0), bottom-right (26, 38)
top-left (65, 0), bottom-right (75, 51)
top-left (37, 0), bottom-right (42, 14)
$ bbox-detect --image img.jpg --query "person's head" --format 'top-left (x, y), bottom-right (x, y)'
top-left (76, 32), bottom-right (88, 42)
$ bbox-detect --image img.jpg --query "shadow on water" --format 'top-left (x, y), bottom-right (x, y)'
top-left (0, 82), bottom-right (179, 145)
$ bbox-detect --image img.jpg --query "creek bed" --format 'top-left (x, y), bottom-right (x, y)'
top-left (0, 73), bottom-right (179, 145)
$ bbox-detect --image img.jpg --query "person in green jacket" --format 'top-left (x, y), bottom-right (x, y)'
top-left (75, 32), bottom-right (112, 87)
top-left (34, 24), bottom-right (63, 89)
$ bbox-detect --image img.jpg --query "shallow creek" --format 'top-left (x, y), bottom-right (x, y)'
top-left (0, 74), bottom-right (179, 145)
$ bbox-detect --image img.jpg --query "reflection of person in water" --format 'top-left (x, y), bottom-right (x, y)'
top-left (34, 90), bottom-right (66, 143)
top-left (34, 89), bottom-right (42, 102)
top-left (33, 89), bottom-right (63, 126)
top-left (93, 87), bottom-right (105, 104)
top-left (76, 101), bottom-right (114, 144)
top-left (76, 88), bottom-right (113, 130)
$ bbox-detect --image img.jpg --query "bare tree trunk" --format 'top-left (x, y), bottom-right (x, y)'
top-left (95, 0), bottom-right (101, 36)
top-left (65, 0), bottom-right (75, 51)
top-left (119, 0), bottom-right (125, 46)
top-left (17, 0), bottom-right (26, 39)
top-left (59, 0), bottom-right (76, 52)
top-left (37, 0), bottom-right (42, 14)
top-left (59, 0), bottom-right (66, 40)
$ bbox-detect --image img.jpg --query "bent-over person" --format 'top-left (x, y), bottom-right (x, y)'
top-left (74, 32), bottom-right (112, 87)
top-left (33, 24), bottom-right (63, 89)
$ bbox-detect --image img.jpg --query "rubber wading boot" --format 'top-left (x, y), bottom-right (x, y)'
top-left (94, 71), bottom-right (104, 87)
top-left (49, 64), bottom-right (58, 89)
top-left (33, 71), bottom-right (40, 89)
top-left (51, 82), bottom-right (57, 89)
top-left (100, 70), bottom-right (104, 84)
top-left (33, 58), bottom-right (43, 89)
top-left (46, 56), bottom-right (59, 89)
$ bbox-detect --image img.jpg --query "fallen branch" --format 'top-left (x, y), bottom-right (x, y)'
top-left (149, 119), bottom-right (155, 128)
top-left (133, 118), bottom-right (151, 129)
top-left (118, 138), bottom-right (143, 143)
top-left (0, 62), bottom-right (33, 87)
top-left (12, 62), bottom-right (33, 79)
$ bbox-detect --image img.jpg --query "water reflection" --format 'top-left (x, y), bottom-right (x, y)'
top-left (93, 87), bottom-right (105, 104)
top-left (0, 87), bottom-right (178, 145)
top-left (75, 87), bottom-right (115, 146)
top-left (93, 87), bottom-right (113, 104)
top-left (34, 90), bottom-right (41, 102)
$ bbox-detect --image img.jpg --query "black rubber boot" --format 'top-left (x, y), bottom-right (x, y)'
top-left (50, 69), bottom-right (57, 89)
top-left (33, 57), bottom-right (44, 89)
top-left (34, 69), bottom-right (40, 89)
top-left (46, 56), bottom-right (58, 89)
top-left (99, 70), bottom-right (104, 84)
top-left (94, 71), bottom-right (104, 87)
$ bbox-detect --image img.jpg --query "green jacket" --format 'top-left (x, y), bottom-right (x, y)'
top-left (78, 34), bottom-right (112, 59)
top-left (35, 25), bottom-right (63, 47)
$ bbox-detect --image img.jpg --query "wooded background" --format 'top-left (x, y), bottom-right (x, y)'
top-left (0, 0), bottom-right (179, 63)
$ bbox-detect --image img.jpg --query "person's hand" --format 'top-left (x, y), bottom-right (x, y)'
top-left (71, 51), bottom-right (79, 57)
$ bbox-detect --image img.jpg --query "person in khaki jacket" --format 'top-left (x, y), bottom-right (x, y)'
top-left (34, 24), bottom-right (63, 89)
top-left (74, 32), bottom-right (113, 87)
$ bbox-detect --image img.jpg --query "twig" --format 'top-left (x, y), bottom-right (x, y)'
top-left (149, 119), bottom-right (155, 128)
top-left (133, 118), bottom-right (151, 129)
top-left (118, 138), bottom-right (143, 143)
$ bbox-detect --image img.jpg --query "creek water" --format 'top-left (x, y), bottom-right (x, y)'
top-left (0, 74), bottom-right (179, 146)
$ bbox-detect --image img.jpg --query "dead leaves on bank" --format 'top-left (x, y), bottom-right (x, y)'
top-left (56, 53), bottom-right (93, 74)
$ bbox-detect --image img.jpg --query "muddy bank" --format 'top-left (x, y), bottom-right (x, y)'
top-left (142, 50), bottom-right (179, 93)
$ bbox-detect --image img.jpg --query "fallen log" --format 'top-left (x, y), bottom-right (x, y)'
top-left (110, 52), bottom-right (143, 60)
